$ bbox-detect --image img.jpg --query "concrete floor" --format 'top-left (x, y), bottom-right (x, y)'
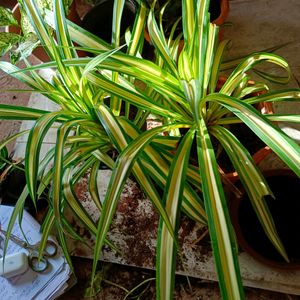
top-left (224, 0), bottom-right (300, 145)
top-left (0, 54), bottom-right (40, 153)
top-left (1, 0), bottom-right (300, 299)
top-left (0, 0), bottom-right (40, 153)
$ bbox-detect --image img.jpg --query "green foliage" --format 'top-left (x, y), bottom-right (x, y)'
top-left (0, 0), bottom-right (300, 299)
top-left (0, 146), bottom-right (9, 171)
top-left (10, 32), bottom-right (39, 63)
top-left (0, 0), bottom-right (72, 63)
top-left (0, 32), bottom-right (21, 56)
top-left (0, 6), bottom-right (18, 26)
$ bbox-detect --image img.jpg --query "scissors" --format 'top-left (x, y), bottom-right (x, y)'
top-left (0, 228), bottom-right (57, 273)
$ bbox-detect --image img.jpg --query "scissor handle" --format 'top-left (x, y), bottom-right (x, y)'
top-left (28, 255), bottom-right (49, 273)
top-left (30, 240), bottom-right (58, 258)
top-left (44, 240), bottom-right (58, 257)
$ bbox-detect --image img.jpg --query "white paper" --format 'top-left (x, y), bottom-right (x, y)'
top-left (0, 205), bottom-right (72, 300)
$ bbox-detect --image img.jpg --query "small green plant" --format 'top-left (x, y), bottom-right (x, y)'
top-left (1, 1), bottom-right (300, 299)
top-left (0, 146), bottom-right (9, 172)
top-left (0, 0), bottom-right (72, 63)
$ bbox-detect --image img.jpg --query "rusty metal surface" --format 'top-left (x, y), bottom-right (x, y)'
top-left (67, 170), bottom-right (300, 296)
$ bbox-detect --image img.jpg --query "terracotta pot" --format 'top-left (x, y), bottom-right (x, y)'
top-left (0, 0), bottom-right (16, 9)
top-left (212, 0), bottom-right (230, 26)
top-left (7, 2), bottom-right (82, 62)
top-left (230, 169), bottom-right (300, 269)
top-left (225, 147), bottom-right (272, 183)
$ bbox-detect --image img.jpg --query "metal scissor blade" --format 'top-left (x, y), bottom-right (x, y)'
top-left (0, 228), bottom-right (27, 248)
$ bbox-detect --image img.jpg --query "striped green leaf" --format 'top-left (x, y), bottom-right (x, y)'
top-left (205, 93), bottom-right (300, 177)
top-left (91, 119), bottom-right (189, 283)
top-left (0, 61), bottom-right (46, 89)
top-left (157, 128), bottom-right (195, 300)
top-left (246, 89), bottom-right (300, 105)
top-left (1, 187), bottom-right (28, 260)
top-left (196, 118), bottom-right (244, 300)
top-left (0, 103), bottom-right (48, 120)
top-left (147, 7), bottom-right (178, 76)
top-left (38, 210), bottom-right (56, 262)
top-left (211, 125), bottom-right (288, 261)
top-left (63, 167), bottom-right (97, 234)
top-left (54, 0), bottom-right (77, 59)
top-left (26, 112), bottom-right (65, 201)
top-left (82, 46), bottom-right (125, 77)
top-left (193, 0), bottom-right (210, 82)
top-left (52, 119), bottom-right (86, 224)
top-left (182, 0), bottom-right (196, 45)
top-left (217, 113), bottom-right (300, 125)
top-left (22, 0), bottom-right (56, 60)
top-left (127, 0), bottom-right (147, 56)
top-left (210, 39), bottom-right (231, 94)
top-left (89, 160), bottom-right (102, 212)
top-left (220, 52), bottom-right (291, 95)
top-left (118, 117), bottom-right (207, 224)
top-left (54, 0), bottom-right (81, 83)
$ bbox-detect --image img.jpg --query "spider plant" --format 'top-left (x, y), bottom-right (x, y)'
top-left (1, 0), bottom-right (300, 299)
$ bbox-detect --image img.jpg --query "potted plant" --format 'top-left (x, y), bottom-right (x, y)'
top-left (1, 0), bottom-right (300, 299)
top-left (0, 0), bottom-right (79, 62)
top-left (144, 0), bottom-right (229, 54)
top-left (215, 75), bottom-right (275, 181)
top-left (230, 168), bottom-right (300, 269)
top-left (81, 0), bottom-right (137, 46)
top-left (146, 0), bottom-right (229, 27)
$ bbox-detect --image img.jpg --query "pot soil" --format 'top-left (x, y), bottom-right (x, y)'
top-left (230, 169), bottom-right (300, 269)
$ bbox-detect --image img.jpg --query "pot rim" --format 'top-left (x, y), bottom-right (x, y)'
top-left (5, 4), bottom-right (21, 35)
top-left (230, 168), bottom-right (300, 270)
top-left (225, 146), bottom-right (272, 183)
top-left (212, 0), bottom-right (230, 26)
